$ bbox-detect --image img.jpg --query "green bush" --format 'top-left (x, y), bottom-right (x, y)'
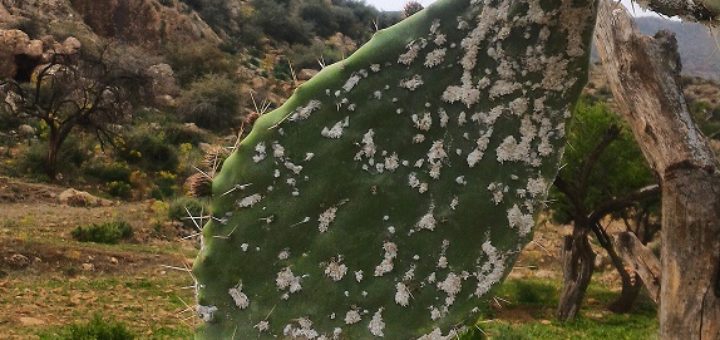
top-left (152, 171), bottom-right (179, 199)
top-left (84, 162), bottom-right (132, 183)
top-left (176, 74), bottom-right (241, 131)
top-left (107, 181), bottom-right (132, 199)
top-left (164, 123), bottom-right (210, 145)
top-left (71, 221), bottom-right (134, 244)
top-left (164, 42), bottom-right (234, 86)
top-left (168, 196), bottom-right (208, 229)
top-left (120, 128), bottom-right (179, 172)
top-left (289, 40), bottom-right (345, 70)
top-left (41, 314), bottom-right (134, 340)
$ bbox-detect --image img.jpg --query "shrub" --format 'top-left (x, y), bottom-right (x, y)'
top-left (164, 123), bottom-right (211, 145)
top-left (107, 181), bottom-right (132, 199)
top-left (152, 171), bottom-right (179, 199)
top-left (176, 74), bottom-right (241, 131)
top-left (168, 196), bottom-right (208, 229)
top-left (84, 162), bottom-right (132, 183)
top-left (164, 42), bottom-right (234, 86)
top-left (42, 314), bottom-right (134, 340)
top-left (71, 221), bottom-right (134, 244)
top-left (119, 128), bottom-right (179, 172)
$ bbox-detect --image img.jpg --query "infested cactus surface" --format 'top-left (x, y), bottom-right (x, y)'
top-left (193, 0), bottom-right (598, 338)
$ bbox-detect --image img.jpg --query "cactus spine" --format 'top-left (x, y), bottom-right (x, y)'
top-left (193, 0), bottom-right (598, 338)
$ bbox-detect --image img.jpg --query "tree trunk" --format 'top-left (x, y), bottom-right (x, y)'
top-left (608, 274), bottom-right (643, 313)
top-left (45, 127), bottom-right (60, 181)
top-left (613, 231), bottom-right (661, 304)
top-left (557, 226), bottom-right (596, 321)
top-left (595, 2), bottom-right (720, 338)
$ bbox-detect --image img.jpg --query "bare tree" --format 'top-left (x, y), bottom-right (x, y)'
top-left (595, 1), bottom-right (720, 338)
top-left (0, 43), bottom-right (151, 180)
top-left (403, 1), bottom-right (424, 18)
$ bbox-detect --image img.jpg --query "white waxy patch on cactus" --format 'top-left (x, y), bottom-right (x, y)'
top-left (424, 48), bottom-right (447, 68)
top-left (354, 129), bottom-right (376, 161)
top-left (395, 283), bottom-right (411, 307)
top-left (408, 173), bottom-right (421, 189)
top-left (383, 153), bottom-right (400, 172)
top-left (474, 241), bottom-right (506, 297)
top-left (487, 182), bottom-right (509, 205)
top-left (284, 161), bottom-right (303, 175)
top-left (415, 206), bottom-right (437, 231)
top-left (437, 256), bottom-right (448, 269)
top-left (526, 177), bottom-right (547, 197)
top-left (455, 176), bottom-right (467, 185)
top-left (450, 196), bottom-right (459, 210)
top-left (354, 270), bottom-right (364, 283)
top-left (507, 204), bottom-right (534, 236)
top-left (228, 282), bottom-right (249, 310)
top-left (412, 113), bottom-right (432, 131)
top-left (318, 207), bottom-right (338, 233)
top-left (417, 328), bottom-right (458, 340)
top-left (343, 74), bottom-right (362, 92)
top-left (283, 318), bottom-right (319, 339)
top-left (413, 134), bottom-right (426, 144)
top-left (321, 120), bottom-right (346, 139)
top-left (429, 306), bottom-right (443, 320)
top-left (542, 55), bottom-right (570, 91)
top-left (400, 75), bottom-right (424, 91)
top-left (374, 242), bottom-right (398, 277)
top-left (438, 108), bottom-right (449, 128)
top-left (510, 97), bottom-right (529, 116)
top-left (370, 64), bottom-right (381, 72)
top-left (437, 272), bottom-right (462, 306)
top-left (398, 41), bottom-right (423, 65)
top-left (240, 243), bottom-right (249, 252)
top-left (253, 142), bottom-right (267, 163)
top-left (289, 100), bottom-right (322, 121)
top-left (197, 305), bottom-right (218, 322)
top-left (344, 310), bottom-right (362, 325)
top-left (272, 142), bottom-right (285, 158)
top-left (457, 111), bottom-right (467, 126)
top-left (276, 267), bottom-right (302, 296)
top-left (254, 321), bottom-right (270, 332)
top-left (324, 259), bottom-right (348, 282)
top-left (238, 194), bottom-right (263, 208)
top-left (467, 129), bottom-right (493, 167)
top-left (368, 308), bottom-right (385, 337)
top-left (278, 249), bottom-right (290, 260)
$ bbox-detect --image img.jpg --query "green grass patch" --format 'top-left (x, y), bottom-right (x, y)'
top-left (71, 221), bottom-right (133, 244)
top-left (458, 278), bottom-right (658, 339)
top-left (39, 314), bottom-right (134, 339)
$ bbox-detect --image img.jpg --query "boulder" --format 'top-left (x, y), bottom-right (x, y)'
top-left (6, 253), bottom-right (30, 269)
top-left (58, 188), bottom-right (113, 207)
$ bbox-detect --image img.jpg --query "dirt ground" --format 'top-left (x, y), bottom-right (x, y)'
top-left (0, 177), bottom-right (198, 339)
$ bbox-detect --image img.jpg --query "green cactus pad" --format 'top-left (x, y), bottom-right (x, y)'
top-left (193, 0), bottom-right (597, 338)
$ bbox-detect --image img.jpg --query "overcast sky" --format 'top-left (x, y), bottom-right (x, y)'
top-left (365, 0), bottom-right (667, 17)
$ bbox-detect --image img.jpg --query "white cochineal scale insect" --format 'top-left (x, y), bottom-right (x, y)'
top-left (192, 0), bottom-right (599, 338)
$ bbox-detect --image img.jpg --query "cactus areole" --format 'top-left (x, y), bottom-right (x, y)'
top-left (193, 0), bottom-right (598, 337)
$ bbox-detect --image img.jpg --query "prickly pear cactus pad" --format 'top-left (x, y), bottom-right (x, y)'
top-left (193, 0), bottom-right (597, 337)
